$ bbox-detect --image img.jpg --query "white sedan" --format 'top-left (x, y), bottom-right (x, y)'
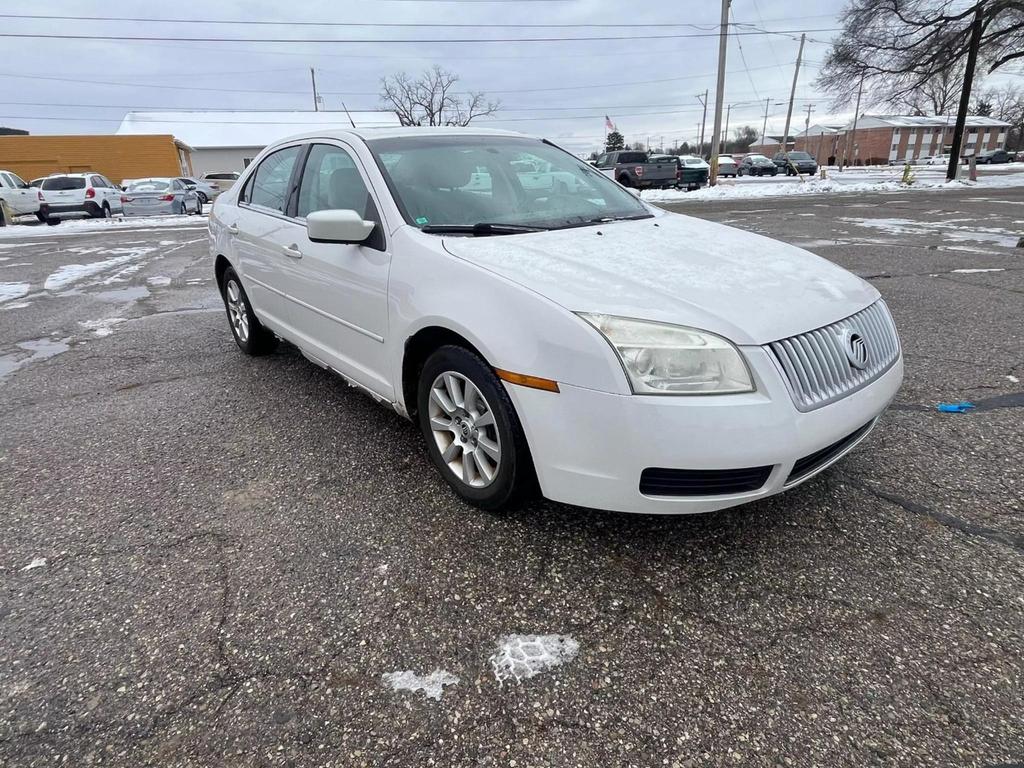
top-left (210, 128), bottom-right (903, 514)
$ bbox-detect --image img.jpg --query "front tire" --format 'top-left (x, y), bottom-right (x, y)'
top-left (417, 345), bottom-right (535, 510)
top-left (219, 268), bottom-right (277, 355)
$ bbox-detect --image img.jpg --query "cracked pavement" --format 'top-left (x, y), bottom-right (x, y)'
top-left (1, 187), bottom-right (1022, 767)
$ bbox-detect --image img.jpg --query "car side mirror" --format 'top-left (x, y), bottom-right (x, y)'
top-left (306, 209), bottom-right (375, 244)
top-left (186, 184), bottom-right (197, 190)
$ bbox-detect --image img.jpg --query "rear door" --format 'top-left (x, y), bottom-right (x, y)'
top-left (262, 141), bottom-right (394, 398)
top-left (229, 145), bottom-right (304, 337)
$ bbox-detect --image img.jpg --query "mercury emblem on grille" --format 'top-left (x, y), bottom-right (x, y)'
top-left (840, 329), bottom-right (869, 370)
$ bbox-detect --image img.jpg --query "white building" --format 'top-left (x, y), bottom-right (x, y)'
top-left (116, 110), bottom-right (402, 177)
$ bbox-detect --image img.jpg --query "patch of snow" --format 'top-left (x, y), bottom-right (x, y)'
top-left (1, 301), bottom-right (31, 310)
top-left (642, 168), bottom-right (1024, 204)
top-left (382, 669), bottom-right (458, 701)
top-left (79, 318), bottom-right (128, 337)
top-left (839, 217), bottom-right (1020, 248)
top-left (1007, 375), bottom-right (1020, 384)
top-left (0, 282), bottom-right (30, 304)
top-left (147, 275), bottom-right (172, 286)
top-left (951, 268), bottom-right (1005, 274)
top-left (0, 337), bottom-right (71, 381)
top-left (0, 215), bottom-right (206, 240)
top-left (489, 634), bottom-right (579, 686)
top-left (21, 557), bottom-right (47, 571)
top-left (43, 247), bottom-right (156, 291)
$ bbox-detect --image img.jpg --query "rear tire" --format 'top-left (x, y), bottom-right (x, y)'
top-left (417, 345), bottom-right (535, 511)
top-left (197, 191), bottom-right (208, 206)
top-left (617, 175), bottom-right (632, 188)
top-left (177, 201), bottom-right (186, 216)
top-left (219, 267), bottom-right (277, 356)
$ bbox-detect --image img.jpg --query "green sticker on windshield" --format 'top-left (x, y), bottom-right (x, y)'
top-left (415, 216), bottom-right (429, 225)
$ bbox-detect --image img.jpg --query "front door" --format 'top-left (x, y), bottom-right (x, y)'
top-left (264, 141), bottom-right (393, 400)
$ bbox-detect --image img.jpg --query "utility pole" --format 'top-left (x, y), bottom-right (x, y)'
top-left (723, 103), bottom-right (732, 154)
top-left (697, 90), bottom-right (709, 159)
top-left (803, 103), bottom-right (814, 135)
top-left (761, 96), bottom-right (771, 145)
top-left (843, 74), bottom-right (864, 170)
top-left (947, 3), bottom-right (984, 182)
top-left (709, 0), bottom-right (730, 186)
top-left (310, 67), bottom-right (320, 111)
top-left (696, 122), bottom-right (702, 156)
top-left (781, 33), bottom-right (805, 175)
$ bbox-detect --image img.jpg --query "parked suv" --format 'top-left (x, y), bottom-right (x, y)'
top-left (38, 173), bottom-right (124, 222)
top-left (737, 155), bottom-right (778, 177)
top-left (773, 151), bottom-right (818, 176)
top-left (0, 170), bottom-right (42, 223)
top-left (210, 128), bottom-right (902, 514)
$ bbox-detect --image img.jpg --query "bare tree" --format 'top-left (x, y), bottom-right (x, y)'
top-left (815, 0), bottom-right (1024, 112)
top-left (379, 66), bottom-right (500, 126)
top-left (894, 65), bottom-right (966, 115)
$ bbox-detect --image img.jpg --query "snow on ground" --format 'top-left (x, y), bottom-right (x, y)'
top-left (0, 214), bottom-right (207, 240)
top-left (43, 247), bottom-right (158, 292)
top-left (382, 669), bottom-right (459, 701)
top-left (839, 217), bottom-right (1021, 248)
top-left (0, 337), bottom-right (71, 381)
top-left (0, 282), bottom-right (29, 304)
top-left (21, 557), bottom-right (47, 571)
top-left (489, 634), bottom-right (579, 686)
top-left (644, 167), bottom-right (1024, 203)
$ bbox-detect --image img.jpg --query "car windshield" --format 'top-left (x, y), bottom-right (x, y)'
top-left (748, 155), bottom-right (769, 163)
top-left (41, 176), bottom-right (86, 191)
top-left (367, 135), bottom-right (651, 232)
top-left (128, 180), bottom-right (170, 191)
top-left (615, 151), bottom-right (648, 164)
top-left (205, 173), bottom-right (238, 180)
top-left (683, 158), bottom-right (704, 166)
top-left (788, 152), bottom-right (813, 160)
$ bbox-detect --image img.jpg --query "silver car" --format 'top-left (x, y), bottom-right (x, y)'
top-left (122, 178), bottom-right (200, 217)
top-left (177, 177), bottom-right (218, 205)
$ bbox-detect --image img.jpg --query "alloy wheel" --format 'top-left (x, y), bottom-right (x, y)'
top-left (225, 279), bottom-right (249, 342)
top-left (428, 371), bottom-right (501, 488)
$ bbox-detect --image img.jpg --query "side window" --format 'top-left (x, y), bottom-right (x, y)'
top-left (90, 175), bottom-right (105, 188)
top-left (595, 154), bottom-right (608, 168)
top-left (247, 146), bottom-right (302, 214)
top-left (8, 173), bottom-right (27, 188)
top-left (296, 144), bottom-right (373, 219)
top-left (0, 173), bottom-right (14, 188)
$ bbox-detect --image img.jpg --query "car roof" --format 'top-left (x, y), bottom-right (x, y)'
top-left (270, 125), bottom-right (529, 145)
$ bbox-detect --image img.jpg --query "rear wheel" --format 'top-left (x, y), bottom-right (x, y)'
top-left (197, 191), bottom-right (208, 206)
top-left (617, 175), bottom-right (632, 188)
top-left (417, 345), bottom-right (535, 510)
top-left (220, 268), bottom-right (277, 355)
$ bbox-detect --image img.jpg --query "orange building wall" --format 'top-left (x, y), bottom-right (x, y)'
top-left (0, 135), bottom-right (192, 184)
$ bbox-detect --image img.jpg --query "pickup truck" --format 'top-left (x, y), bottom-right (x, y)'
top-left (0, 169), bottom-right (42, 224)
top-left (594, 150), bottom-right (678, 190)
top-left (653, 154), bottom-right (708, 191)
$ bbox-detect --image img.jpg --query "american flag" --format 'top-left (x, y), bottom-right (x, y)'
top-left (605, 115), bottom-right (616, 132)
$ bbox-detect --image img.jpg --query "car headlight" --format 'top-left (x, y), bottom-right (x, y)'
top-left (579, 313), bottom-right (754, 395)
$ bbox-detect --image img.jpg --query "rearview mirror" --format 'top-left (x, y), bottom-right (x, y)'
top-left (306, 209), bottom-right (375, 244)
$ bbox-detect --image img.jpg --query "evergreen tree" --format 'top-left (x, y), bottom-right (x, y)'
top-left (605, 130), bottom-right (624, 151)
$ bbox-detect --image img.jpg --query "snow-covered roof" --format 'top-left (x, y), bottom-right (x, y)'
top-left (116, 110), bottom-right (403, 149)
top-left (799, 124), bottom-right (846, 137)
top-left (853, 114), bottom-right (1010, 130)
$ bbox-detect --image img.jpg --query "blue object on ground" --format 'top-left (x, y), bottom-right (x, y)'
top-left (936, 401), bottom-right (975, 413)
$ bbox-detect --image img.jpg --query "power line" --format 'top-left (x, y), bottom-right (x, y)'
top-left (0, 28), bottom-right (842, 45)
top-left (730, 7), bottom-right (761, 101)
top-left (0, 13), bottom-right (723, 29)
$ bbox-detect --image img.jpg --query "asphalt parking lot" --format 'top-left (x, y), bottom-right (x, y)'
top-left (1, 188), bottom-right (1022, 767)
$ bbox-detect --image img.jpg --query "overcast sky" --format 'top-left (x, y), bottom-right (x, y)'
top-left (0, 0), bottom-right (992, 154)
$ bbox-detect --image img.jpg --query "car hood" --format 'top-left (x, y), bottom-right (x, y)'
top-left (439, 211), bottom-right (878, 345)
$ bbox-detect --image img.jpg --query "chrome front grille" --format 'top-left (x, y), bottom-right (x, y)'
top-left (765, 301), bottom-right (900, 411)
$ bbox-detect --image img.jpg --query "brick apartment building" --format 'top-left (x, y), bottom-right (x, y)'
top-left (751, 115), bottom-right (1011, 166)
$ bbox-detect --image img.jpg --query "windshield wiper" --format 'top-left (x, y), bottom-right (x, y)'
top-left (419, 222), bottom-right (548, 236)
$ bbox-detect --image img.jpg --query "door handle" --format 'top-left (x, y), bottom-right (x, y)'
top-left (226, 223), bottom-right (238, 235)
top-left (282, 244), bottom-right (303, 259)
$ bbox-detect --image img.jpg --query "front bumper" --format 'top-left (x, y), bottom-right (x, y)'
top-left (504, 347), bottom-right (903, 514)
